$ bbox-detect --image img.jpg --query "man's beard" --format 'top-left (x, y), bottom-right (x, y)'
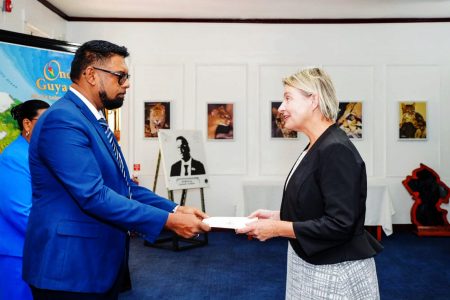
top-left (99, 91), bottom-right (124, 110)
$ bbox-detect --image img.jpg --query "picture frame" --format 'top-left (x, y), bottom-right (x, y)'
top-left (144, 101), bottom-right (171, 138)
top-left (207, 103), bottom-right (234, 140)
top-left (158, 129), bottom-right (209, 190)
top-left (270, 101), bottom-right (297, 139)
top-left (336, 101), bottom-right (363, 139)
top-left (398, 101), bottom-right (427, 140)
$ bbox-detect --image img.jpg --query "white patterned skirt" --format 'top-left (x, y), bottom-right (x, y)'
top-left (286, 244), bottom-right (380, 300)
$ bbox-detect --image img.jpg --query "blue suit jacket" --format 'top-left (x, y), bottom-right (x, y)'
top-left (23, 90), bottom-right (177, 293)
top-left (0, 135), bottom-right (31, 257)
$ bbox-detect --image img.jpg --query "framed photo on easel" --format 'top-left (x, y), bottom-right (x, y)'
top-left (155, 130), bottom-right (210, 250)
top-left (158, 129), bottom-right (209, 190)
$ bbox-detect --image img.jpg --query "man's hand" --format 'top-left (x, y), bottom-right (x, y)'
top-left (175, 205), bottom-right (209, 220)
top-left (165, 213), bottom-right (211, 239)
top-left (248, 209), bottom-right (280, 220)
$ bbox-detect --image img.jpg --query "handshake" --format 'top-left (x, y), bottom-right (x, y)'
top-left (164, 207), bottom-right (286, 242)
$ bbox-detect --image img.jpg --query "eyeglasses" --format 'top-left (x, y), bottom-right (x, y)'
top-left (93, 66), bottom-right (130, 85)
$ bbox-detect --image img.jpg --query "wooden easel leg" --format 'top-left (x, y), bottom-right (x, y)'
top-left (152, 150), bottom-right (162, 192)
top-left (200, 188), bottom-right (206, 213)
top-left (168, 190), bottom-right (174, 202)
top-left (200, 188), bottom-right (208, 243)
top-left (180, 189), bottom-right (187, 206)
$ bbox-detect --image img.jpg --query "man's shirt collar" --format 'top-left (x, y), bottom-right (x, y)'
top-left (70, 86), bottom-right (104, 120)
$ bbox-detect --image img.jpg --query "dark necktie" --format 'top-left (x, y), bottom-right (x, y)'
top-left (98, 118), bottom-right (132, 199)
top-left (184, 165), bottom-right (189, 176)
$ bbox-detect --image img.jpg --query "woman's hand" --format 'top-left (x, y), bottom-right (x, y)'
top-left (248, 209), bottom-right (280, 220)
top-left (236, 219), bottom-right (279, 241)
top-left (236, 219), bottom-right (295, 241)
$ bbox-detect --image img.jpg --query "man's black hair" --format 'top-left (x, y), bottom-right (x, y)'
top-left (176, 136), bottom-right (189, 145)
top-left (70, 40), bottom-right (129, 82)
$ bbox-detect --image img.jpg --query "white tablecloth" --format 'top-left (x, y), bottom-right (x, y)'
top-left (241, 179), bottom-right (395, 236)
top-left (364, 183), bottom-right (396, 236)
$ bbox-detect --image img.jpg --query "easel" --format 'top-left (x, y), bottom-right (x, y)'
top-left (145, 150), bottom-right (208, 251)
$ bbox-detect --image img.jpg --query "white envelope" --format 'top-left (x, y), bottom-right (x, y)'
top-left (202, 217), bottom-right (257, 229)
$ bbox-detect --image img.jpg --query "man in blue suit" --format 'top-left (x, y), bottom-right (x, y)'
top-left (22, 40), bottom-right (210, 299)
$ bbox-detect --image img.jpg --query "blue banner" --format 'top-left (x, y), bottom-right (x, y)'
top-left (0, 41), bottom-right (74, 151)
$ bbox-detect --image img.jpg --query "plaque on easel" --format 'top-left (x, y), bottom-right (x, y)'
top-left (147, 129), bottom-right (209, 250)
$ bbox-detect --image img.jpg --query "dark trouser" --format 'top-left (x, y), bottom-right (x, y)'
top-left (120, 235), bottom-right (132, 293)
top-left (30, 258), bottom-right (126, 300)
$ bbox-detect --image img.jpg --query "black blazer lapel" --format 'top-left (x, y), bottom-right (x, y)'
top-left (283, 125), bottom-right (337, 196)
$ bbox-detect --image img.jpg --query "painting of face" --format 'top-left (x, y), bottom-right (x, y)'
top-left (336, 102), bottom-right (363, 139)
top-left (144, 102), bottom-right (170, 138)
top-left (271, 101), bottom-right (297, 139)
top-left (398, 101), bottom-right (427, 140)
top-left (158, 129), bottom-right (209, 190)
top-left (207, 103), bottom-right (233, 140)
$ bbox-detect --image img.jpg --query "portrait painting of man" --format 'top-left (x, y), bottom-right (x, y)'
top-left (158, 130), bottom-right (209, 190)
top-left (170, 136), bottom-right (206, 177)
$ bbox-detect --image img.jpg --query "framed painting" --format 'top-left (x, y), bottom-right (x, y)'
top-left (270, 101), bottom-right (297, 139)
top-left (336, 101), bottom-right (363, 139)
top-left (207, 103), bottom-right (234, 140)
top-left (144, 101), bottom-right (170, 138)
top-left (158, 129), bottom-right (209, 190)
top-left (398, 101), bottom-right (427, 140)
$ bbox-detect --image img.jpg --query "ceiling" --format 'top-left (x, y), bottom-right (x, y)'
top-left (39, 0), bottom-right (450, 22)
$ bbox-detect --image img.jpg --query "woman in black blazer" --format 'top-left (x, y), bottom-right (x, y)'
top-left (237, 68), bottom-right (382, 299)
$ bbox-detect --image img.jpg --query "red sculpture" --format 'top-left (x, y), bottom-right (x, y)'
top-left (402, 163), bottom-right (450, 236)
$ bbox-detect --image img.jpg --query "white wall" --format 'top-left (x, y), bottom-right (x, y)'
top-left (64, 22), bottom-right (450, 223)
top-left (0, 0), bottom-right (66, 39)
top-left (61, 22), bottom-right (450, 222)
top-left (2, 6), bottom-right (449, 222)
top-left (0, 2), bottom-right (448, 224)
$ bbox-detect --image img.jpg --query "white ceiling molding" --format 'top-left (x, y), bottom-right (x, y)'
top-left (39, 0), bottom-right (450, 21)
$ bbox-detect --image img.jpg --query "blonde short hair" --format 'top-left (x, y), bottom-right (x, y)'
top-left (282, 67), bottom-right (339, 121)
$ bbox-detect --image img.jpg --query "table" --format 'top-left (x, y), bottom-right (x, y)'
top-left (241, 179), bottom-right (395, 241)
top-left (364, 183), bottom-right (396, 239)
